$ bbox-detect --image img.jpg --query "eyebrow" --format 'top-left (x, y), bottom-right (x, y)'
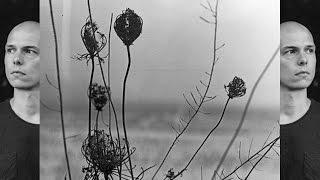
top-left (5, 44), bottom-right (39, 51)
top-left (281, 46), bottom-right (297, 49)
top-left (5, 44), bottom-right (15, 48)
top-left (22, 46), bottom-right (40, 51)
top-left (281, 45), bottom-right (315, 49)
top-left (305, 45), bottom-right (316, 49)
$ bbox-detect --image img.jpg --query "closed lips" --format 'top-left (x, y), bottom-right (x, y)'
top-left (295, 71), bottom-right (309, 75)
top-left (11, 71), bottom-right (26, 75)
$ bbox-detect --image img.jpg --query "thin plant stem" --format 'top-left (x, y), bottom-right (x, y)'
top-left (152, 1), bottom-right (220, 179)
top-left (122, 45), bottom-right (135, 179)
top-left (211, 45), bottom-right (280, 180)
top-left (95, 110), bottom-right (100, 131)
top-left (87, 0), bottom-right (96, 138)
top-left (173, 97), bottom-right (230, 179)
top-left (48, 0), bottom-right (72, 179)
top-left (97, 53), bottom-right (123, 179)
top-left (104, 13), bottom-right (124, 179)
top-left (244, 137), bottom-right (279, 180)
top-left (88, 54), bottom-right (95, 137)
top-left (107, 13), bottom-right (113, 145)
top-left (84, 3), bottom-right (123, 177)
top-left (94, 110), bottom-right (100, 180)
top-left (221, 137), bottom-right (279, 180)
top-left (201, 166), bottom-right (203, 180)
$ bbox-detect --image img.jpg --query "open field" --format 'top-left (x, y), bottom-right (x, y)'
top-left (40, 104), bottom-right (279, 180)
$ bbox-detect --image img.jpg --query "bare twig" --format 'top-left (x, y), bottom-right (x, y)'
top-left (151, 1), bottom-right (220, 178)
top-left (172, 97), bottom-right (230, 179)
top-left (220, 137), bottom-right (279, 180)
top-left (211, 45), bottom-right (280, 180)
top-left (243, 137), bottom-right (279, 180)
top-left (48, 0), bottom-right (72, 179)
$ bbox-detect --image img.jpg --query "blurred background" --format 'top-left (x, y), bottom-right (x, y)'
top-left (41, 0), bottom-right (279, 179)
top-left (281, 0), bottom-right (320, 102)
top-left (0, 0), bottom-right (39, 102)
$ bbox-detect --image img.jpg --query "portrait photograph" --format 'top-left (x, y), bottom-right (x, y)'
top-left (281, 0), bottom-right (320, 179)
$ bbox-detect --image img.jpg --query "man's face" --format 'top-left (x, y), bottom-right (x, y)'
top-left (4, 22), bottom-right (40, 90)
top-left (280, 22), bottom-right (316, 91)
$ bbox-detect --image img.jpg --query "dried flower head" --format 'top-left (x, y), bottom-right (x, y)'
top-left (114, 8), bottom-right (143, 46)
top-left (88, 83), bottom-right (110, 111)
top-left (224, 76), bottom-right (246, 99)
top-left (166, 168), bottom-right (175, 180)
top-left (81, 17), bottom-right (107, 55)
top-left (82, 130), bottom-right (130, 179)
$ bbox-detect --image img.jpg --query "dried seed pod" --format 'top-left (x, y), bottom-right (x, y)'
top-left (81, 17), bottom-right (107, 55)
top-left (224, 76), bottom-right (246, 99)
top-left (114, 8), bottom-right (143, 46)
top-left (88, 83), bottom-right (110, 111)
top-left (82, 130), bottom-right (129, 178)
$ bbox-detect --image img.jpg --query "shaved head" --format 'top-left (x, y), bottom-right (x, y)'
top-left (281, 21), bottom-right (311, 33)
top-left (281, 21), bottom-right (314, 47)
top-left (7, 21), bottom-right (40, 44)
top-left (9, 21), bottom-right (39, 34)
top-left (4, 21), bottom-right (40, 90)
top-left (280, 21), bottom-right (316, 90)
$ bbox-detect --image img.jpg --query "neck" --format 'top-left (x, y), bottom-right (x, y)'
top-left (280, 87), bottom-right (310, 125)
top-left (10, 88), bottom-right (40, 124)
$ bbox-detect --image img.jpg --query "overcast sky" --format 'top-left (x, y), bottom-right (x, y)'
top-left (41, 0), bottom-right (279, 110)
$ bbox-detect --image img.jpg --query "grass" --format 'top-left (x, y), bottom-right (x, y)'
top-left (40, 105), bottom-right (279, 180)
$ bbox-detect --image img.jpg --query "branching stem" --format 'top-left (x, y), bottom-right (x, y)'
top-left (152, 1), bottom-right (220, 179)
top-left (173, 97), bottom-right (230, 179)
top-left (244, 137), bottom-right (279, 180)
top-left (212, 46), bottom-right (280, 179)
top-left (221, 137), bottom-right (279, 180)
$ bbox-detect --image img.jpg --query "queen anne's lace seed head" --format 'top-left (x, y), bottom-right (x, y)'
top-left (88, 83), bottom-right (110, 111)
top-left (81, 18), bottom-right (107, 55)
top-left (224, 76), bottom-right (246, 99)
top-left (114, 8), bottom-right (143, 46)
top-left (82, 130), bottom-right (129, 178)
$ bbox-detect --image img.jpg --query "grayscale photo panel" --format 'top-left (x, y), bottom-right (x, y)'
top-left (0, 0), bottom-right (39, 179)
top-left (41, 0), bottom-right (279, 180)
top-left (281, 1), bottom-right (320, 180)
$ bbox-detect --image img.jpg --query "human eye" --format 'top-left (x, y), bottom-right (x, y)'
top-left (23, 48), bottom-right (39, 56)
top-left (305, 47), bottom-right (315, 54)
top-left (5, 47), bottom-right (15, 54)
top-left (25, 49), bottom-right (35, 54)
top-left (284, 49), bottom-right (296, 55)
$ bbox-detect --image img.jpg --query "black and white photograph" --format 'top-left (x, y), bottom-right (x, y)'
top-left (280, 0), bottom-right (320, 180)
top-left (0, 0), bottom-right (39, 179)
top-left (41, 0), bottom-right (279, 180)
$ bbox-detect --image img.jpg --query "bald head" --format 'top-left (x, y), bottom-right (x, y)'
top-left (280, 21), bottom-right (316, 91)
top-left (281, 21), bottom-right (311, 33)
top-left (281, 21), bottom-right (314, 47)
top-left (10, 21), bottom-right (39, 33)
top-left (4, 21), bottom-right (40, 91)
top-left (7, 21), bottom-right (40, 44)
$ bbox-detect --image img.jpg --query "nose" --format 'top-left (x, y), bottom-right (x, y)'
top-left (13, 54), bottom-right (23, 65)
top-left (297, 52), bottom-right (308, 66)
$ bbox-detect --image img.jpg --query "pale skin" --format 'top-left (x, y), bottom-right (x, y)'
top-left (280, 21), bottom-right (316, 125)
top-left (4, 21), bottom-right (40, 124)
